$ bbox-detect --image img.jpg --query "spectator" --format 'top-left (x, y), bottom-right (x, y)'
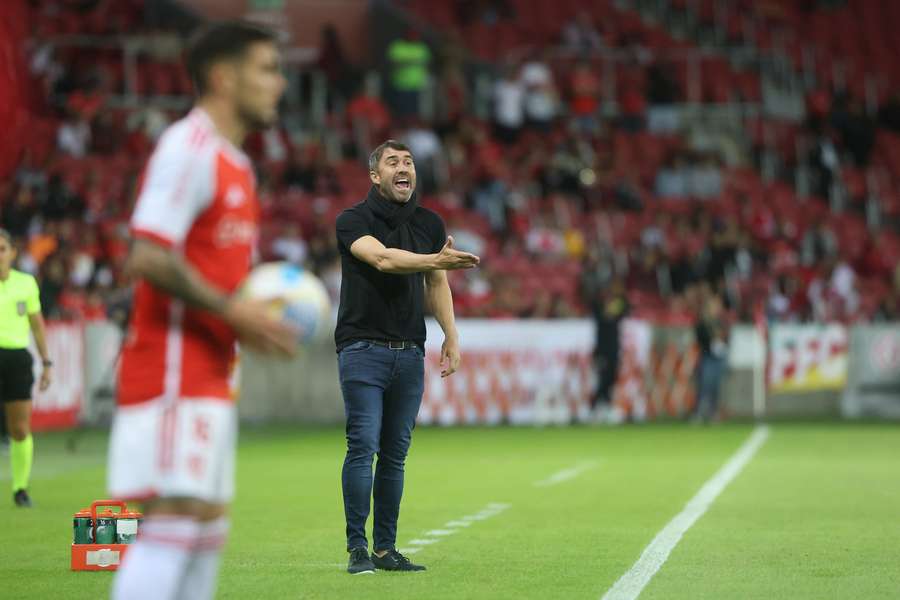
top-left (524, 216), bottom-right (566, 257)
top-left (492, 64), bottom-right (525, 145)
top-left (799, 219), bottom-right (838, 266)
top-left (127, 106), bottom-right (170, 142)
top-left (91, 111), bottom-right (122, 154)
top-left (435, 60), bottom-right (468, 131)
top-left (2, 185), bottom-right (36, 237)
top-left (447, 216), bottom-right (487, 257)
top-left (640, 213), bottom-right (668, 252)
top-left (520, 50), bottom-right (559, 131)
top-left (646, 61), bottom-right (681, 132)
top-left (618, 85), bottom-right (646, 133)
top-left (283, 144), bottom-right (324, 193)
top-left (258, 125), bottom-right (292, 165)
top-left (317, 24), bottom-right (354, 104)
top-left (655, 154), bottom-right (689, 198)
top-left (38, 254), bottom-right (67, 318)
top-left (42, 174), bottom-right (85, 221)
top-left (568, 59), bottom-right (602, 135)
top-left (386, 29), bottom-right (432, 119)
top-left (401, 120), bottom-right (445, 195)
top-left (270, 223), bottom-right (308, 266)
top-left (688, 153), bottom-right (722, 199)
top-left (27, 223), bottom-right (59, 267)
top-left (836, 98), bottom-right (875, 167)
top-left (57, 112), bottom-right (91, 157)
top-left (809, 131), bottom-right (840, 199)
top-left (562, 12), bottom-right (604, 53)
top-left (347, 73), bottom-right (392, 155)
top-left (613, 168), bottom-right (644, 211)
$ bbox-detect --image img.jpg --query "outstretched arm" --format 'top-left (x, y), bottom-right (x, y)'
top-left (350, 235), bottom-right (480, 275)
top-left (425, 268), bottom-right (460, 377)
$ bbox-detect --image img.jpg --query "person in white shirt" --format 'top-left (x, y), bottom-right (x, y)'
top-left (57, 115), bottom-right (91, 157)
top-left (520, 50), bottom-right (559, 131)
top-left (492, 64), bottom-right (525, 144)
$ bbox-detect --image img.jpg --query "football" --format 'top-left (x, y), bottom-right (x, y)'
top-left (241, 262), bottom-right (332, 345)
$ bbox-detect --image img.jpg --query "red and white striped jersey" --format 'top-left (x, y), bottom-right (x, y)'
top-left (118, 108), bottom-right (258, 406)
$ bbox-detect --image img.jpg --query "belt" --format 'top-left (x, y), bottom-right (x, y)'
top-left (367, 339), bottom-right (418, 350)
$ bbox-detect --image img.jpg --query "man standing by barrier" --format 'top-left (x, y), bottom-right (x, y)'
top-left (694, 293), bottom-right (729, 422)
top-left (334, 140), bottom-right (479, 574)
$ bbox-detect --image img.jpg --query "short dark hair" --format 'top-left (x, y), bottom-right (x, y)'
top-left (186, 21), bottom-right (277, 96)
top-left (368, 140), bottom-right (413, 172)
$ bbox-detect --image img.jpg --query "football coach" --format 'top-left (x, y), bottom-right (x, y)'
top-left (334, 139), bottom-right (480, 574)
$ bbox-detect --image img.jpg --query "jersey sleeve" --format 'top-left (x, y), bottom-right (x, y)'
top-left (26, 275), bottom-right (41, 314)
top-left (335, 210), bottom-right (371, 251)
top-left (130, 125), bottom-right (216, 247)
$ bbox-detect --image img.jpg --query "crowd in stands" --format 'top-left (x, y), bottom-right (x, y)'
top-left (3, 0), bottom-right (900, 327)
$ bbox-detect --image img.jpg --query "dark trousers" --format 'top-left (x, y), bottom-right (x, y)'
top-left (592, 348), bottom-right (620, 408)
top-left (339, 341), bottom-right (424, 552)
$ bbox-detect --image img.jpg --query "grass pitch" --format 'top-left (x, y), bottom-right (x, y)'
top-left (1, 423), bottom-right (898, 599)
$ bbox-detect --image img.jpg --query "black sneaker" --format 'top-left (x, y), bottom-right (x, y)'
top-left (371, 549), bottom-right (426, 572)
top-left (347, 547), bottom-right (375, 575)
top-left (13, 489), bottom-right (32, 508)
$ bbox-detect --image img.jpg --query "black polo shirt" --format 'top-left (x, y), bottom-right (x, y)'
top-left (334, 187), bottom-right (446, 351)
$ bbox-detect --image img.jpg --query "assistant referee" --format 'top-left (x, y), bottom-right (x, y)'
top-left (0, 229), bottom-right (52, 507)
top-left (335, 140), bottom-right (480, 574)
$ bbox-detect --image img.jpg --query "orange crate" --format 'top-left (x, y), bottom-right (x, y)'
top-left (71, 543), bottom-right (130, 571)
top-left (71, 500), bottom-right (139, 572)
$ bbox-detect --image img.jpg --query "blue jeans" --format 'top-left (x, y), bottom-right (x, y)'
top-left (695, 354), bottom-right (725, 419)
top-left (339, 341), bottom-right (425, 552)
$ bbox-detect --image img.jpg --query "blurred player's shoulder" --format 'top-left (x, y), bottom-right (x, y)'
top-left (150, 108), bottom-right (218, 163)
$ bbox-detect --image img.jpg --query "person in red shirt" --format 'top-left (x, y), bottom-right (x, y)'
top-left (107, 22), bottom-right (296, 600)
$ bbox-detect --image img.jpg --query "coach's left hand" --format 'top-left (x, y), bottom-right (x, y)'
top-left (441, 336), bottom-right (461, 378)
top-left (39, 366), bottom-right (52, 391)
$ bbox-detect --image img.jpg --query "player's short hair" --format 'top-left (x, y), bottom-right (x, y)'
top-left (186, 21), bottom-right (277, 96)
top-left (369, 140), bottom-right (413, 172)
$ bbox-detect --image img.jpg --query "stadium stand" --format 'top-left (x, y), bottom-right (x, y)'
top-left (3, 0), bottom-right (899, 327)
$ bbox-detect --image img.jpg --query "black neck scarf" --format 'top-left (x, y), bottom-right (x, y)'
top-left (365, 185), bottom-right (418, 230)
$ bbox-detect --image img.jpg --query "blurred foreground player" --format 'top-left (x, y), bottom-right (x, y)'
top-left (107, 22), bottom-right (295, 600)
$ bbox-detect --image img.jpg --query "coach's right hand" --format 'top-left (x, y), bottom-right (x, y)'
top-left (223, 298), bottom-right (298, 358)
top-left (434, 236), bottom-right (480, 270)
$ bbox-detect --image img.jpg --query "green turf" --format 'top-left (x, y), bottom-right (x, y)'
top-left (0, 423), bottom-right (898, 599)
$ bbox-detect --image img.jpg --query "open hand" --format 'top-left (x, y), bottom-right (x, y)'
top-left (434, 236), bottom-right (480, 271)
top-left (39, 367), bottom-right (52, 391)
top-left (440, 336), bottom-right (461, 378)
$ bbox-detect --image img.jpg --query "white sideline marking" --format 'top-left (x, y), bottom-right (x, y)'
top-left (406, 539), bottom-right (439, 545)
top-left (462, 514), bottom-right (490, 521)
top-left (601, 425), bottom-right (770, 600)
top-left (445, 520), bottom-right (471, 528)
top-left (533, 461), bottom-right (599, 487)
top-left (400, 502), bottom-right (511, 555)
